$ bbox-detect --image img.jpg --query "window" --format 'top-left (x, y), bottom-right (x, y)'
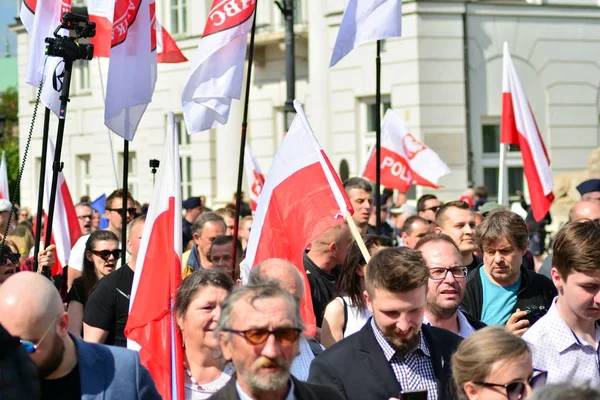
top-left (176, 114), bottom-right (193, 199)
top-left (366, 101), bottom-right (392, 133)
top-left (76, 154), bottom-right (91, 198)
top-left (170, 0), bottom-right (188, 35)
top-left (359, 97), bottom-right (391, 177)
top-left (482, 124), bottom-right (519, 153)
top-left (118, 151), bottom-right (137, 199)
top-left (72, 60), bottom-right (91, 95)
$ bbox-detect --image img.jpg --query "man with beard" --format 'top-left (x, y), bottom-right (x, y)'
top-left (524, 220), bottom-right (600, 385)
top-left (0, 272), bottom-right (159, 399)
top-left (434, 201), bottom-right (481, 273)
top-left (308, 247), bottom-right (462, 400)
top-left (461, 210), bottom-right (556, 336)
top-left (211, 282), bottom-right (343, 400)
top-left (417, 233), bottom-right (485, 338)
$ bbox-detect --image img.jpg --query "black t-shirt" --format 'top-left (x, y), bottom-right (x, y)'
top-left (465, 254), bottom-right (483, 275)
top-left (66, 276), bottom-right (88, 306)
top-left (83, 265), bottom-right (134, 347)
top-left (41, 364), bottom-right (81, 400)
top-left (182, 218), bottom-right (193, 247)
top-left (304, 254), bottom-right (340, 328)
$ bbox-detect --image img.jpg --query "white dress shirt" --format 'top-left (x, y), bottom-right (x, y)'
top-left (423, 310), bottom-right (477, 338)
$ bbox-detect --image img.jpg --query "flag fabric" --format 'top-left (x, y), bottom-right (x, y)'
top-left (181, 0), bottom-right (256, 134)
top-left (42, 139), bottom-right (82, 276)
top-left (244, 144), bottom-right (265, 212)
top-left (362, 110), bottom-right (451, 192)
top-left (242, 100), bottom-right (353, 337)
top-left (0, 152), bottom-right (9, 200)
top-left (90, 193), bottom-right (109, 229)
top-left (156, 21), bottom-right (188, 63)
top-left (104, 0), bottom-right (157, 141)
top-left (330, 0), bottom-right (402, 67)
top-left (125, 112), bottom-right (184, 400)
top-left (501, 42), bottom-right (554, 221)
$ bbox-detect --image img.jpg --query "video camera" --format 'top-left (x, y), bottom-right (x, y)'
top-left (45, 12), bottom-right (96, 61)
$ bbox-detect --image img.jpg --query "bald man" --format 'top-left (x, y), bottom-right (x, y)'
top-left (248, 258), bottom-right (320, 381)
top-left (0, 272), bottom-right (159, 399)
top-left (539, 200), bottom-right (600, 279)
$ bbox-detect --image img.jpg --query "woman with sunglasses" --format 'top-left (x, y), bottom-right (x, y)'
top-left (321, 234), bottom-right (392, 348)
top-left (67, 230), bottom-right (120, 337)
top-left (176, 268), bottom-right (235, 399)
top-left (0, 240), bottom-right (23, 284)
top-left (452, 326), bottom-right (547, 400)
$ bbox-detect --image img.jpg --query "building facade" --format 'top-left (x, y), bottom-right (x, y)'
top-left (12, 0), bottom-right (600, 210)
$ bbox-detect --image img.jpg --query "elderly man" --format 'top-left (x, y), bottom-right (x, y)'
top-left (211, 282), bottom-right (343, 400)
top-left (0, 272), bottom-right (159, 399)
top-left (182, 212), bottom-right (226, 277)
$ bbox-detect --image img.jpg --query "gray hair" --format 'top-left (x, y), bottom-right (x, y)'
top-left (343, 177), bottom-right (373, 193)
top-left (215, 282), bottom-right (304, 337)
top-left (529, 384), bottom-right (600, 400)
top-left (175, 269), bottom-right (234, 318)
top-left (192, 212), bottom-right (226, 236)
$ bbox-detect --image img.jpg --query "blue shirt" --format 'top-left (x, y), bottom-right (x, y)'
top-left (480, 270), bottom-right (521, 325)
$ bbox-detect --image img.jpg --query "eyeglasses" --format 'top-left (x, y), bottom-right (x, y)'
top-left (224, 327), bottom-right (302, 345)
top-left (0, 251), bottom-right (20, 266)
top-left (474, 370), bottom-right (547, 400)
top-left (106, 207), bottom-right (137, 215)
top-left (89, 249), bottom-right (121, 261)
top-left (429, 266), bottom-right (468, 280)
top-left (77, 214), bottom-right (93, 220)
top-left (20, 316), bottom-right (59, 354)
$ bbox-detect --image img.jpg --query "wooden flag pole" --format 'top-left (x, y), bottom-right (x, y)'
top-left (346, 211), bottom-right (371, 264)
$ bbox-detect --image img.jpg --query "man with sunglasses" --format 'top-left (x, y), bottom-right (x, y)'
top-left (417, 194), bottom-right (441, 224)
top-left (211, 282), bottom-right (343, 400)
top-left (417, 233), bottom-right (485, 338)
top-left (0, 271), bottom-right (159, 399)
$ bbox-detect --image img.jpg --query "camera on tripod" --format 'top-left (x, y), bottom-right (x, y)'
top-left (45, 12), bottom-right (96, 61)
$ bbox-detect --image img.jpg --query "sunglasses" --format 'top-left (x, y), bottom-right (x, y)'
top-left (89, 249), bottom-right (121, 261)
top-left (224, 327), bottom-right (302, 345)
top-left (424, 205), bottom-right (441, 213)
top-left (0, 251), bottom-right (20, 265)
top-left (20, 316), bottom-right (59, 354)
top-left (474, 370), bottom-right (547, 400)
top-left (106, 207), bottom-right (137, 215)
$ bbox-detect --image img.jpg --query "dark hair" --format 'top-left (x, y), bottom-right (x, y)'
top-left (475, 209), bottom-right (529, 251)
top-left (365, 247), bottom-right (429, 297)
top-left (417, 194), bottom-right (438, 212)
top-left (552, 220), bottom-right (600, 280)
top-left (335, 235), bottom-right (393, 310)
top-left (435, 200), bottom-right (473, 228)
top-left (175, 269), bottom-right (234, 319)
top-left (415, 232), bottom-right (461, 253)
top-left (210, 235), bottom-right (243, 280)
top-left (343, 177), bottom-right (373, 194)
top-left (474, 186), bottom-right (489, 199)
top-left (402, 216), bottom-right (429, 235)
top-left (83, 230), bottom-right (119, 299)
top-left (192, 212), bottom-right (226, 235)
top-left (105, 189), bottom-right (134, 209)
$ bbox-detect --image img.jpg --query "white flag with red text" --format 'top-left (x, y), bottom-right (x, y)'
top-left (125, 112), bottom-right (184, 400)
top-left (42, 139), bottom-right (82, 276)
top-left (362, 110), bottom-right (451, 192)
top-left (330, 0), bottom-right (402, 67)
top-left (181, 0), bottom-right (255, 134)
top-left (104, 0), bottom-right (157, 141)
top-left (244, 144), bottom-right (265, 212)
top-left (242, 100), bottom-right (353, 337)
top-left (502, 42), bottom-right (553, 221)
top-left (0, 152), bottom-right (9, 200)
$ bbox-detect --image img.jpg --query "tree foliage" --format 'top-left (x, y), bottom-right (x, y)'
top-left (0, 86), bottom-right (20, 203)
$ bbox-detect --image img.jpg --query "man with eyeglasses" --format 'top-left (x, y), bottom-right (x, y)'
top-left (0, 271), bottom-right (159, 399)
top-left (211, 282), bottom-right (343, 400)
top-left (417, 194), bottom-right (441, 224)
top-left (75, 202), bottom-right (93, 235)
top-left (417, 233), bottom-right (485, 338)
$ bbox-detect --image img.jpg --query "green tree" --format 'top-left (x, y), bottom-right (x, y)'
top-left (0, 86), bottom-right (20, 203)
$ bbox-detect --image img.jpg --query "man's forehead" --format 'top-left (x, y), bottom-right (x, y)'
top-left (484, 237), bottom-right (514, 251)
top-left (211, 243), bottom-right (231, 255)
top-left (424, 198), bottom-right (440, 207)
top-left (348, 188), bottom-right (370, 200)
top-left (230, 296), bottom-right (293, 326)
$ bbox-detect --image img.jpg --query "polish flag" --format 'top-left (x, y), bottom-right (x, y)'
top-left (181, 0), bottom-right (256, 133)
top-left (244, 144), bottom-right (265, 212)
top-left (362, 110), bottom-right (451, 192)
top-left (104, 0), bottom-right (157, 141)
top-left (330, 0), bottom-right (402, 67)
top-left (125, 112), bottom-right (184, 400)
top-left (156, 21), bottom-right (188, 63)
top-left (242, 100), bottom-right (353, 337)
top-left (0, 152), bottom-right (9, 200)
top-left (43, 139), bottom-right (82, 276)
top-left (502, 42), bottom-right (554, 221)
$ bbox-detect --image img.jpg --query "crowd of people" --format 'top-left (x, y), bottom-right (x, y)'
top-left (1, 177), bottom-right (600, 400)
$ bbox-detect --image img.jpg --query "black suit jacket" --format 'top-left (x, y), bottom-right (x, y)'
top-left (208, 375), bottom-right (344, 400)
top-left (308, 320), bottom-right (462, 400)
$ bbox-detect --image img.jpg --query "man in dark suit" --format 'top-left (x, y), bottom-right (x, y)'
top-left (308, 247), bottom-right (462, 400)
top-left (211, 282), bottom-right (343, 400)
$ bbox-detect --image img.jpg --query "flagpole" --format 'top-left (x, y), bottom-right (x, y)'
top-left (232, 7), bottom-right (258, 275)
top-left (498, 143), bottom-right (507, 205)
top-left (97, 58), bottom-right (120, 188)
top-left (33, 107), bottom-right (51, 274)
top-left (121, 139), bottom-right (129, 268)
top-left (375, 40), bottom-right (382, 231)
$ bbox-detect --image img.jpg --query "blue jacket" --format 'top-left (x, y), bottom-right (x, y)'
top-left (72, 335), bottom-right (162, 400)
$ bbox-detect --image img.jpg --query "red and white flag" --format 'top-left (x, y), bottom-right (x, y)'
top-left (104, 0), bottom-right (157, 141)
top-left (125, 112), bottom-right (184, 400)
top-left (502, 42), bottom-right (553, 221)
top-left (181, 0), bottom-right (255, 134)
top-left (362, 110), bottom-right (451, 192)
top-left (242, 100), bottom-right (353, 337)
top-left (156, 21), bottom-right (188, 63)
top-left (330, 0), bottom-right (402, 67)
top-left (0, 152), bottom-right (9, 200)
top-left (42, 139), bottom-right (82, 276)
top-left (244, 144), bottom-right (265, 212)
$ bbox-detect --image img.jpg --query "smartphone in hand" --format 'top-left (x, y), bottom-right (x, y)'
top-left (400, 390), bottom-right (428, 400)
